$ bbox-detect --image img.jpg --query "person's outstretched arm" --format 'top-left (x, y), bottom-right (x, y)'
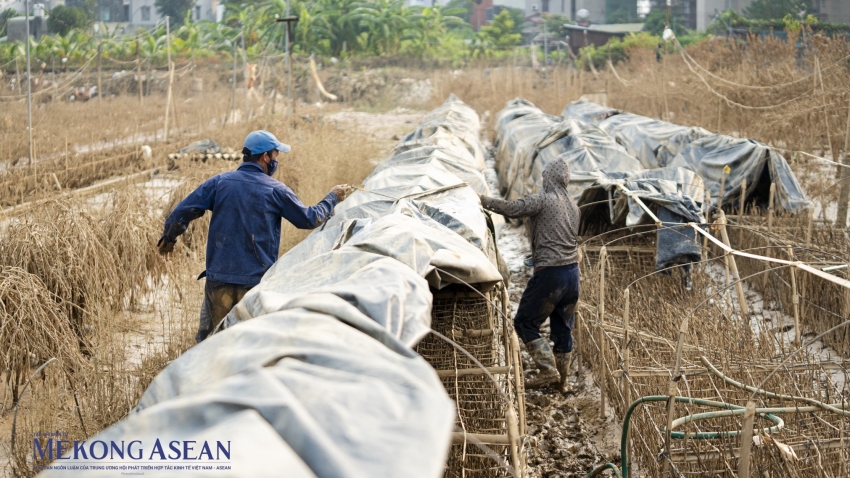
top-left (479, 193), bottom-right (544, 219)
top-left (158, 178), bottom-right (218, 254)
top-left (273, 184), bottom-right (352, 229)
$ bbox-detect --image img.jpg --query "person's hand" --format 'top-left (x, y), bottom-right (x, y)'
top-left (157, 237), bottom-right (175, 256)
top-left (331, 184), bottom-right (353, 202)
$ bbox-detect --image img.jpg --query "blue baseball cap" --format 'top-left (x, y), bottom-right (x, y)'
top-left (243, 130), bottom-right (291, 155)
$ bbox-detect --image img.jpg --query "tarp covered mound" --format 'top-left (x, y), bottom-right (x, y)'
top-left (562, 98), bottom-right (810, 214)
top-left (39, 96), bottom-right (501, 478)
top-left (495, 98), bottom-right (704, 270)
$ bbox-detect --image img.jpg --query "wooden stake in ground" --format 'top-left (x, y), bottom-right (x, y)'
top-left (718, 211), bottom-right (749, 325)
top-left (738, 177), bottom-right (747, 242)
top-left (97, 41), bottom-right (103, 101)
top-left (136, 36), bottom-right (143, 105)
top-left (737, 401), bottom-right (757, 477)
top-left (767, 182), bottom-right (775, 232)
top-left (597, 246), bottom-right (607, 419)
top-left (621, 288), bottom-right (630, 407)
top-left (836, 94), bottom-right (850, 227)
top-left (788, 247), bottom-right (801, 346)
top-left (163, 16), bottom-right (174, 141)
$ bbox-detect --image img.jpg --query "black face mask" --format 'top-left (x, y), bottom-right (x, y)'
top-left (266, 159), bottom-right (278, 176)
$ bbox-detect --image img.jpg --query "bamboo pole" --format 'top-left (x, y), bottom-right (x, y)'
top-left (718, 212), bottom-right (749, 324)
top-left (767, 182), bottom-right (775, 232)
top-left (506, 404), bottom-right (521, 476)
top-left (163, 17), bottom-right (173, 141)
top-left (786, 247), bottom-right (800, 346)
top-left (738, 178), bottom-right (747, 242)
top-left (737, 401), bottom-right (757, 477)
top-left (97, 41), bottom-right (103, 101)
top-left (718, 167), bottom-right (728, 209)
top-left (738, 178), bottom-right (747, 216)
top-left (598, 246), bottom-right (608, 419)
top-left (241, 33), bottom-right (249, 119)
top-left (511, 332), bottom-right (526, 436)
top-left (663, 315), bottom-right (689, 477)
top-left (621, 288), bottom-right (631, 408)
top-left (136, 36), bottom-right (143, 104)
top-left (806, 208), bottom-right (813, 248)
top-left (837, 93), bottom-right (850, 227)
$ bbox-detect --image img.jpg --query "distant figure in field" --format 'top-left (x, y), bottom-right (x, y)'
top-left (157, 130), bottom-right (352, 343)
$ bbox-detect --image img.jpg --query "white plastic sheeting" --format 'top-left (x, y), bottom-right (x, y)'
top-left (494, 98), bottom-right (704, 270)
top-left (562, 98), bottom-right (810, 214)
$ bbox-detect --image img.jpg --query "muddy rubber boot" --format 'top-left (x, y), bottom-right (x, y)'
top-left (555, 352), bottom-right (571, 387)
top-left (525, 338), bottom-right (561, 389)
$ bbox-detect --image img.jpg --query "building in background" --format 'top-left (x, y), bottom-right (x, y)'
top-left (471, 0), bottom-right (493, 30)
top-left (811, 0), bottom-right (850, 24)
top-left (694, 0), bottom-right (752, 30)
top-left (126, 0), bottom-right (218, 28)
top-left (523, 0), bottom-right (604, 24)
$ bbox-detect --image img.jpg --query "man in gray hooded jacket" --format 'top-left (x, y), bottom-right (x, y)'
top-left (480, 158), bottom-right (581, 388)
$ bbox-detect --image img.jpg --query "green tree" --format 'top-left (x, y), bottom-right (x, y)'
top-left (345, 0), bottom-right (410, 55)
top-left (543, 12), bottom-right (571, 38)
top-left (154, 0), bottom-right (195, 26)
top-left (493, 6), bottom-right (524, 36)
top-left (478, 9), bottom-right (520, 48)
top-left (642, 8), bottom-right (686, 37)
top-left (407, 5), bottom-right (466, 59)
top-left (47, 6), bottom-right (93, 35)
top-left (744, 0), bottom-right (812, 20)
top-left (445, 0), bottom-right (473, 24)
top-left (1, 8), bottom-right (20, 38)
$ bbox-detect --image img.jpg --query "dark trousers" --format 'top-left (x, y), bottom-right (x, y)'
top-left (514, 263), bottom-right (580, 353)
top-left (197, 280), bottom-right (253, 343)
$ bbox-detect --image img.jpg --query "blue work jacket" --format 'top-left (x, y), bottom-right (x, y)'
top-left (161, 162), bottom-right (338, 285)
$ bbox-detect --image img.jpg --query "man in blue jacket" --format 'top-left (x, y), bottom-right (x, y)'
top-left (157, 130), bottom-right (351, 342)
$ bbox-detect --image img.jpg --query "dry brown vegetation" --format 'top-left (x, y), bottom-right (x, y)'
top-left (3, 34), bottom-right (850, 476)
top-left (0, 65), bottom-right (381, 475)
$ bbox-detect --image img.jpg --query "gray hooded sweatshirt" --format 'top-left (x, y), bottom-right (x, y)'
top-left (481, 158), bottom-right (580, 268)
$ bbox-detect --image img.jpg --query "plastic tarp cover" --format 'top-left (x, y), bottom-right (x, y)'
top-left (39, 96), bottom-right (499, 478)
top-left (495, 98), bottom-right (704, 269)
top-left (38, 298), bottom-right (455, 478)
top-left (562, 98), bottom-right (810, 213)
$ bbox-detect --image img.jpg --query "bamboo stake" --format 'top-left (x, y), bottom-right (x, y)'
top-left (837, 93), bottom-right (850, 228)
top-left (511, 332), bottom-right (526, 436)
top-left (163, 17), bottom-right (173, 141)
top-left (506, 404), bottom-right (521, 476)
top-left (598, 246), bottom-right (607, 419)
top-left (702, 189), bottom-right (711, 271)
top-left (136, 36), bottom-right (143, 105)
top-left (788, 247), bottom-right (801, 346)
top-left (664, 315), bottom-right (688, 476)
top-left (621, 288), bottom-right (631, 408)
top-left (806, 208), bottom-right (813, 248)
top-left (718, 212), bottom-right (749, 324)
top-left (97, 41), bottom-right (103, 101)
top-left (767, 182), bottom-right (775, 232)
top-left (738, 178), bottom-right (747, 221)
top-left (738, 177), bottom-right (747, 242)
top-left (718, 166), bottom-right (728, 209)
top-left (737, 401), bottom-right (757, 477)
top-left (241, 32), bottom-right (249, 119)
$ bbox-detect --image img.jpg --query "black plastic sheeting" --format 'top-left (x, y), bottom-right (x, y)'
top-left (39, 96), bottom-right (501, 478)
top-left (562, 99), bottom-right (810, 214)
top-left (495, 98), bottom-right (704, 272)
